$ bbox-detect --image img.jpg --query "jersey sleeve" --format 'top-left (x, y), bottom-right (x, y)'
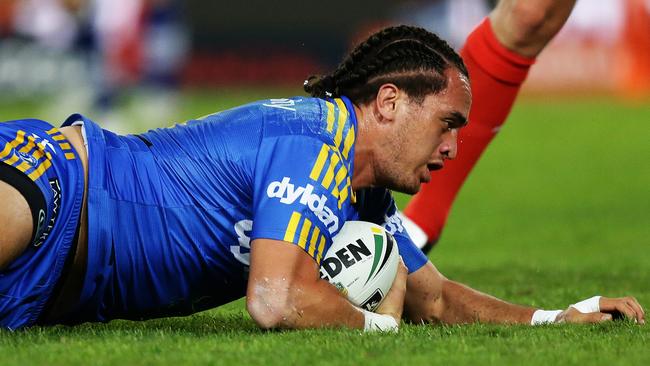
top-left (250, 135), bottom-right (352, 265)
top-left (383, 200), bottom-right (429, 274)
top-left (356, 188), bottom-right (429, 273)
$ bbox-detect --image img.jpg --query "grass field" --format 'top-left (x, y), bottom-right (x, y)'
top-left (1, 91), bottom-right (649, 365)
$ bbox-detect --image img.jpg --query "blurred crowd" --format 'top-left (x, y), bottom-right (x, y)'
top-left (0, 0), bottom-right (189, 131)
top-left (0, 0), bottom-right (647, 130)
top-left (394, 0), bottom-right (494, 49)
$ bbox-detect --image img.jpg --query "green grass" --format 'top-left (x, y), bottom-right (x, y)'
top-left (1, 92), bottom-right (649, 365)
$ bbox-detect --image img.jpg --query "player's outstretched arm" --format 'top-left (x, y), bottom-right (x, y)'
top-left (246, 238), bottom-right (407, 331)
top-left (403, 262), bottom-right (645, 325)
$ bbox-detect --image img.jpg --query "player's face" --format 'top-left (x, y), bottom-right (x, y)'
top-left (377, 69), bottom-right (471, 194)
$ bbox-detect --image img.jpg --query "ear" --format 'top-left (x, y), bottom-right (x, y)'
top-left (374, 84), bottom-right (400, 123)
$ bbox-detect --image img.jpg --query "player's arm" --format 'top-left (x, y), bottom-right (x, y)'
top-left (246, 238), bottom-right (407, 330)
top-left (490, 0), bottom-right (576, 57)
top-left (246, 128), bottom-right (408, 331)
top-left (404, 261), bottom-right (645, 325)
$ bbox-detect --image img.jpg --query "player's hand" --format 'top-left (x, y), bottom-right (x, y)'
top-left (557, 296), bottom-right (645, 324)
top-left (374, 257), bottom-right (408, 324)
top-left (600, 296), bottom-right (645, 324)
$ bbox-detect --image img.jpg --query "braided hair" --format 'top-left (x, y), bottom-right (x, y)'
top-left (304, 25), bottom-right (468, 104)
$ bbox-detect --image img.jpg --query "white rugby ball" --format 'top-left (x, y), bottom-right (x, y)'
top-left (319, 221), bottom-right (399, 311)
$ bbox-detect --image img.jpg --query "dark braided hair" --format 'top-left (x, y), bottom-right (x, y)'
top-left (304, 25), bottom-right (468, 104)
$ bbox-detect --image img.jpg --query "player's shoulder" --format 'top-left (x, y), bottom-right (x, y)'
top-left (257, 96), bottom-right (356, 148)
top-left (255, 97), bottom-right (326, 139)
top-left (192, 96), bottom-right (355, 148)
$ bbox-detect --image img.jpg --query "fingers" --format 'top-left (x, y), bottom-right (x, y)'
top-left (389, 258), bottom-right (408, 295)
top-left (559, 296), bottom-right (645, 325)
top-left (391, 257), bottom-right (409, 295)
top-left (614, 302), bottom-right (635, 321)
top-left (582, 312), bottom-right (613, 323)
top-left (396, 257), bottom-right (408, 280)
top-left (560, 307), bottom-right (611, 323)
top-left (625, 297), bottom-right (646, 325)
top-left (375, 257), bottom-right (408, 322)
top-left (600, 296), bottom-right (646, 324)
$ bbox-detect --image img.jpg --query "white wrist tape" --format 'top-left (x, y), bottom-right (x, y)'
top-left (570, 296), bottom-right (601, 313)
top-left (531, 309), bottom-right (562, 325)
top-left (362, 309), bottom-right (399, 332)
top-left (531, 295), bottom-right (602, 325)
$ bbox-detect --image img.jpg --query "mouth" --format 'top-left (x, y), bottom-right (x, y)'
top-left (427, 162), bottom-right (444, 171)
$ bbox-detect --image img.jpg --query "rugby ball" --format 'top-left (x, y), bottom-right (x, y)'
top-left (319, 221), bottom-right (399, 311)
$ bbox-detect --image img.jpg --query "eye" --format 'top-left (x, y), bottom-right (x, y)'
top-left (441, 117), bottom-right (465, 133)
top-left (441, 120), bottom-right (453, 132)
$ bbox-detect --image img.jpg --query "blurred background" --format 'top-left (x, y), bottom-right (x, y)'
top-left (0, 0), bottom-right (648, 131)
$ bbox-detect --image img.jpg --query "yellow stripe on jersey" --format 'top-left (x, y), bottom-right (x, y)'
top-left (308, 226), bottom-right (321, 257)
top-left (316, 235), bottom-right (327, 264)
top-left (334, 164), bottom-right (348, 188)
top-left (0, 142), bottom-right (13, 159)
top-left (27, 159), bottom-right (52, 181)
top-left (331, 185), bottom-right (340, 202)
top-left (321, 151), bottom-right (340, 189)
top-left (16, 130), bottom-right (26, 145)
top-left (333, 163), bottom-right (350, 207)
top-left (342, 125), bottom-right (355, 159)
top-left (3, 153), bottom-right (19, 166)
top-left (298, 218), bottom-right (312, 250)
top-left (309, 144), bottom-right (330, 181)
top-left (1, 130), bottom-right (26, 164)
top-left (18, 136), bottom-right (36, 154)
top-left (15, 160), bottom-right (32, 173)
top-left (52, 134), bottom-right (66, 141)
top-left (65, 152), bottom-right (76, 160)
top-left (45, 127), bottom-right (58, 135)
top-left (371, 227), bottom-right (383, 234)
top-left (338, 178), bottom-right (351, 208)
top-left (10, 130), bottom-right (26, 149)
top-left (32, 145), bottom-right (46, 160)
top-left (325, 101), bottom-right (336, 132)
top-left (59, 142), bottom-right (72, 150)
top-left (0, 130), bottom-right (59, 180)
top-left (333, 98), bottom-right (348, 149)
top-left (283, 212), bottom-right (302, 242)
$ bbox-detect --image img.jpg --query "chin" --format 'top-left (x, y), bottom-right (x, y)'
top-left (390, 181), bottom-right (420, 195)
top-left (407, 185), bottom-right (421, 195)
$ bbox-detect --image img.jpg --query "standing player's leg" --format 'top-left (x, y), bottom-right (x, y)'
top-left (403, 0), bottom-right (577, 251)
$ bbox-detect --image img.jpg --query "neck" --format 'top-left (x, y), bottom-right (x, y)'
top-left (351, 103), bottom-right (379, 190)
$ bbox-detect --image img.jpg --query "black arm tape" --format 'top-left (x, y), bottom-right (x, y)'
top-left (0, 163), bottom-right (47, 245)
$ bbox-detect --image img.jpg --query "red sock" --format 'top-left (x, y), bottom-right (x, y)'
top-left (404, 18), bottom-right (536, 245)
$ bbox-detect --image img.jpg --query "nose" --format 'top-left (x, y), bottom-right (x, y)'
top-left (439, 130), bottom-right (458, 160)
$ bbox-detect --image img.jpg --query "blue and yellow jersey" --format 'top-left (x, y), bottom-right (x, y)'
top-left (0, 120), bottom-right (84, 330)
top-left (50, 96), bottom-right (427, 324)
top-left (250, 97), bottom-right (358, 264)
